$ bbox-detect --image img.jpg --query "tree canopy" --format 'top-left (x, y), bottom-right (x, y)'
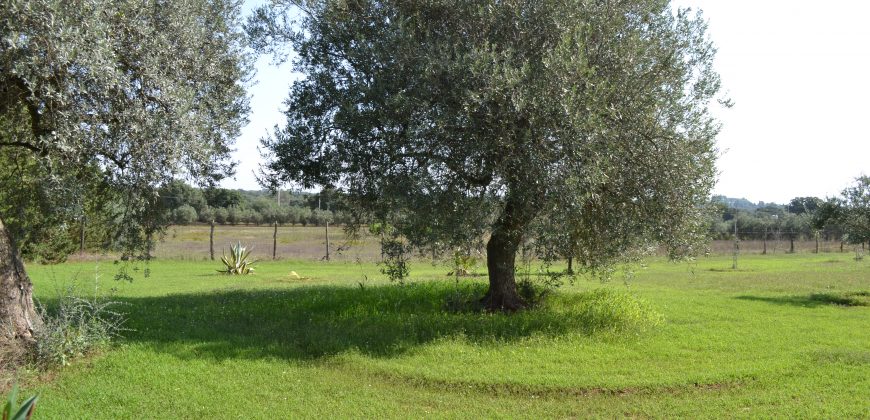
top-left (1, 0), bottom-right (251, 256)
top-left (836, 176), bottom-right (870, 246)
top-left (0, 0), bottom-right (250, 343)
top-left (252, 0), bottom-right (727, 310)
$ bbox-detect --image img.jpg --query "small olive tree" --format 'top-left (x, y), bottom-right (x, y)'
top-left (838, 176), bottom-right (870, 249)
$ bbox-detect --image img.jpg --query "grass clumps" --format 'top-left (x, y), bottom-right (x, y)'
top-left (33, 290), bottom-right (126, 367)
top-left (551, 288), bottom-right (663, 336)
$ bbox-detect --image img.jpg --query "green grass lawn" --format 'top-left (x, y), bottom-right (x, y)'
top-left (18, 253), bottom-right (870, 418)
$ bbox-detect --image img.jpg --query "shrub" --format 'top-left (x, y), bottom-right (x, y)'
top-left (449, 250), bottom-right (480, 277)
top-left (226, 207), bottom-right (240, 225)
top-left (172, 204), bottom-right (198, 225)
top-left (33, 288), bottom-right (126, 367)
top-left (198, 205), bottom-right (215, 223)
top-left (213, 207), bottom-right (228, 224)
top-left (516, 278), bottom-right (551, 308)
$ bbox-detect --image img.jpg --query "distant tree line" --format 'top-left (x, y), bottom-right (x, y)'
top-left (156, 181), bottom-right (353, 227)
top-left (708, 176), bottom-right (870, 252)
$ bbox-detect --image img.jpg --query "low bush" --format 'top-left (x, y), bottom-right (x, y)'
top-left (33, 289), bottom-right (126, 367)
top-left (553, 288), bottom-right (664, 336)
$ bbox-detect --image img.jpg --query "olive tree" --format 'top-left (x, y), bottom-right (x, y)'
top-left (0, 0), bottom-right (250, 345)
top-left (253, 0), bottom-right (725, 310)
top-left (838, 176), bottom-right (870, 247)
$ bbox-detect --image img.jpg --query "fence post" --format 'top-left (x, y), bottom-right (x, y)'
top-left (209, 220), bottom-right (215, 261)
top-left (80, 216), bottom-right (86, 255)
top-left (325, 221), bottom-right (330, 261)
top-left (732, 220), bottom-right (739, 270)
top-left (273, 220), bottom-right (278, 260)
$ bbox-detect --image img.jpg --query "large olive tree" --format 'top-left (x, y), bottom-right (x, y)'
top-left (253, 0), bottom-right (725, 310)
top-left (0, 0), bottom-right (250, 345)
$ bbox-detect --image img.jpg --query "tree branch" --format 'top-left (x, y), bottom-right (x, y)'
top-left (0, 141), bottom-right (42, 153)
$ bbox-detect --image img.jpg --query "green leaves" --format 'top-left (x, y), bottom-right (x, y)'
top-left (218, 241), bottom-right (257, 275)
top-left (3, 385), bottom-right (38, 420)
top-left (254, 0), bottom-right (724, 270)
top-left (1, 0), bottom-right (251, 260)
top-left (837, 176), bottom-right (870, 245)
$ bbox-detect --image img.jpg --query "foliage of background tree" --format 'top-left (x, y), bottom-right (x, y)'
top-left (787, 196), bottom-right (824, 216)
top-left (836, 176), bottom-right (870, 246)
top-left (0, 0), bottom-right (250, 345)
top-left (251, 0), bottom-right (727, 310)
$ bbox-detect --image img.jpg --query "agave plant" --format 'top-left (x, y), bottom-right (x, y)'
top-left (218, 241), bottom-right (257, 275)
top-left (3, 385), bottom-right (38, 420)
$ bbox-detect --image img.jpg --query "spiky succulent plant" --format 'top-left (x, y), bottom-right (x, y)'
top-left (218, 241), bottom-right (256, 275)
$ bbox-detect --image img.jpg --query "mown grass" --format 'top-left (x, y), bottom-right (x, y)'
top-left (17, 253), bottom-right (870, 418)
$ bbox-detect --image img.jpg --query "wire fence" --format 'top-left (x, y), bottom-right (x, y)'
top-left (69, 224), bottom-right (862, 263)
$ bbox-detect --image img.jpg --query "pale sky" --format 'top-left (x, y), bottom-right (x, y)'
top-left (223, 0), bottom-right (870, 204)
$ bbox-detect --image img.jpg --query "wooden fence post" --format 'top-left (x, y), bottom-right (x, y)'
top-left (732, 220), bottom-right (739, 270)
top-left (209, 220), bottom-right (215, 261)
top-left (325, 221), bottom-right (330, 261)
top-left (273, 221), bottom-right (278, 260)
top-left (80, 216), bottom-right (86, 255)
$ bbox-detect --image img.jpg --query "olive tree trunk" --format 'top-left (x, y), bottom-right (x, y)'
top-left (482, 195), bottom-right (535, 312)
top-left (0, 217), bottom-right (40, 346)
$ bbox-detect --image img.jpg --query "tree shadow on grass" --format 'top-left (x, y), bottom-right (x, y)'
top-left (736, 292), bottom-right (870, 308)
top-left (66, 283), bottom-right (635, 362)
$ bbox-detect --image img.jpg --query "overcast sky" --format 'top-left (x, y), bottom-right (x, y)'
top-left (223, 0), bottom-right (870, 204)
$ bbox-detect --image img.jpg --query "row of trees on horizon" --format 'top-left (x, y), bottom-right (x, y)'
top-left (707, 177), bottom-right (870, 249)
top-left (152, 177), bottom-right (870, 251)
top-left (20, 175), bottom-right (866, 264)
top-left (156, 181), bottom-right (352, 227)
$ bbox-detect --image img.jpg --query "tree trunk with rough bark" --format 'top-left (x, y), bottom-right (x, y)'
top-left (482, 195), bottom-right (535, 312)
top-left (0, 217), bottom-right (40, 348)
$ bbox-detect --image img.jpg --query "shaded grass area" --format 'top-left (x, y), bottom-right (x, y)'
top-left (31, 280), bottom-right (661, 364)
top-left (118, 284), bottom-right (659, 361)
top-left (737, 291), bottom-right (870, 307)
top-left (18, 254), bottom-right (870, 418)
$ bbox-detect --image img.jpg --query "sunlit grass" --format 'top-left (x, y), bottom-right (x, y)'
top-left (19, 253), bottom-right (870, 418)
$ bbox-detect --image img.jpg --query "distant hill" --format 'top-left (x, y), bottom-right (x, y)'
top-left (712, 195), bottom-right (780, 210)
